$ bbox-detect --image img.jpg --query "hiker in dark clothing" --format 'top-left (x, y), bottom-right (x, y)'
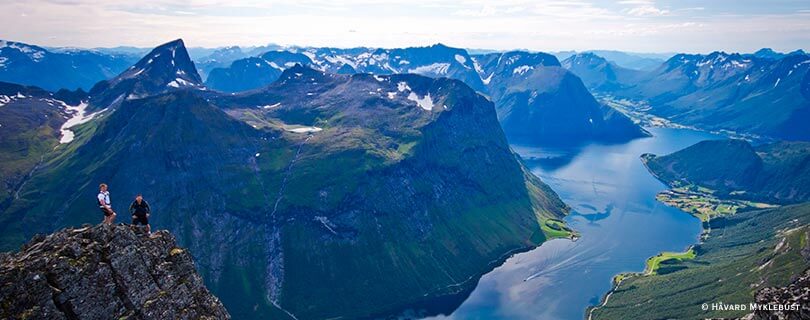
top-left (129, 194), bottom-right (152, 234)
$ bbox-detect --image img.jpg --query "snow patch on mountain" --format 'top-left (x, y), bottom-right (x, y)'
top-left (454, 54), bottom-right (466, 64)
top-left (0, 92), bottom-right (29, 107)
top-left (168, 78), bottom-right (195, 88)
top-left (397, 82), bottom-right (411, 92)
top-left (407, 92), bottom-right (434, 111)
top-left (59, 101), bottom-right (103, 144)
top-left (287, 126), bottom-right (323, 133)
top-left (409, 63), bottom-right (450, 75)
top-left (0, 40), bottom-right (46, 62)
top-left (513, 65), bottom-right (533, 75)
top-left (323, 55), bottom-right (356, 69)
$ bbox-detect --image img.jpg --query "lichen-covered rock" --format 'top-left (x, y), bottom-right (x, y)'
top-left (743, 268), bottom-right (810, 320)
top-left (0, 224), bottom-right (230, 319)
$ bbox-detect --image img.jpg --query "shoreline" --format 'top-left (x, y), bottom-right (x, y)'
top-left (585, 155), bottom-right (707, 320)
top-left (385, 220), bottom-right (578, 319)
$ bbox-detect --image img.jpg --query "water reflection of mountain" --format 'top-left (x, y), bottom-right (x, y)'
top-left (519, 147), bottom-right (584, 172)
top-left (570, 203), bottom-right (614, 223)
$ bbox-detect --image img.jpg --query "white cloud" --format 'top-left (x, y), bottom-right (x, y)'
top-left (626, 5), bottom-right (669, 16)
top-left (0, 0), bottom-right (808, 53)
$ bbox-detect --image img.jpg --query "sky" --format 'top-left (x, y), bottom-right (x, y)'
top-left (1, 0), bottom-right (809, 53)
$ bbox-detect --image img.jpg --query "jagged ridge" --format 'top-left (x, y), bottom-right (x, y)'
top-left (0, 224), bottom-right (230, 319)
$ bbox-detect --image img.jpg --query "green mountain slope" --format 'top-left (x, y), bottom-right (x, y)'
top-left (0, 82), bottom-right (87, 213)
top-left (0, 41), bottom-right (569, 319)
top-left (590, 203), bottom-right (810, 320)
top-left (642, 139), bottom-right (810, 204)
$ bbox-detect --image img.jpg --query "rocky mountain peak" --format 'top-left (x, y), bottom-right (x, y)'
top-left (119, 39), bottom-right (202, 86)
top-left (0, 224), bottom-right (230, 319)
top-left (87, 39), bottom-right (205, 108)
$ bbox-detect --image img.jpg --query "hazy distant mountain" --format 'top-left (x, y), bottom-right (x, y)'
top-left (206, 44), bottom-right (649, 145)
top-left (554, 50), bottom-right (669, 70)
top-left (0, 40), bottom-right (138, 91)
top-left (627, 52), bottom-right (810, 140)
top-left (567, 49), bottom-right (810, 141)
top-left (205, 51), bottom-right (313, 92)
top-left (0, 39), bottom-right (568, 320)
top-left (748, 48), bottom-right (807, 60)
top-left (193, 46), bottom-right (258, 80)
top-left (473, 51), bottom-right (649, 144)
top-left (588, 50), bottom-right (671, 70)
top-left (90, 44), bottom-right (284, 80)
top-left (562, 52), bottom-right (642, 91)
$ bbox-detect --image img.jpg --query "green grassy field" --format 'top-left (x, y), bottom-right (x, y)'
top-left (540, 218), bottom-right (576, 239)
top-left (644, 248), bottom-right (696, 275)
top-left (655, 185), bottom-right (778, 222)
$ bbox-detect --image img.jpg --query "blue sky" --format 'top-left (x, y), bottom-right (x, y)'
top-left (2, 0), bottom-right (808, 53)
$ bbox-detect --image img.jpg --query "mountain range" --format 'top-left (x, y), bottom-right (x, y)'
top-left (203, 44), bottom-right (650, 145)
top-left (554, 50), bottom-right (670, 70)
top-left (0, 39), bottom-right (569, 319)
top-left (0, 40), bottom-right (138, 91)
top-left (566, 49), bottom-right (810, 141)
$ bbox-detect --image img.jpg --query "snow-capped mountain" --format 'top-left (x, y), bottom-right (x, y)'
top-left (575, 49), bottom-right (810, 140)
top-left (205, 50), bottom-right (312, 92)
top-left (472, 51), bottom-right (649, 144)
top-left (0, 40), bottom-right (138, 91)
top-left (205, 44), bottom-right (648, 145)
top-left (207, 44), bottom-right (485, 92)
top-left (87, 39), bottom-right (204, 109)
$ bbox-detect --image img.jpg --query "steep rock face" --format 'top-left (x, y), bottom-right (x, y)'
top-left (0, 224), bottom-right (229, 319)
top-left (481, 58), bottom-right (649, 145)
top-left (88, 39), bottom-right (203, 109)
top-left (1, 44), bottom-right (569, 319)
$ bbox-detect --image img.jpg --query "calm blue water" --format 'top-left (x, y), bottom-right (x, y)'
top-left (428, 127), bottom-right (724, 320)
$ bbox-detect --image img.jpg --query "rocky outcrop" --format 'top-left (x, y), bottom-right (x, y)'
top-left (745, 268), bottom-right (810, 320)
top-left (0, 224), bottom-right (229, 319)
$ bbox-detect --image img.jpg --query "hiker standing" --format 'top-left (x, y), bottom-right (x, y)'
top-left (98, 183), bottom-right (116, 225)
top-left (129, 194), bottom-right (152, 234)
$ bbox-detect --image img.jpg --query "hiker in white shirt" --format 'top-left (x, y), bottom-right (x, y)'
top-left (98, 183), bottom-right (117, 225)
